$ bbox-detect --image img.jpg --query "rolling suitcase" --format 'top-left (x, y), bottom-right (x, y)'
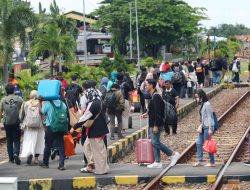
top-left (37, 80), bottom-right (61, 100)
top-left (136, 119), bottom-right (154, 164)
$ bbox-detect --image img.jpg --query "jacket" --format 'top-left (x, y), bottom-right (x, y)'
top-left (200, 101), bottom-right (214, 129)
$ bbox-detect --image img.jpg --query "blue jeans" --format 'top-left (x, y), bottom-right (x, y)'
top-left (196, 128), bottom-right (215, 164)
top-left (150, 127), bottom-right (173, 162)
top-left (212, 71), bottom-right (221, 84)
top-left (4, 124), bottom-right (21, 161)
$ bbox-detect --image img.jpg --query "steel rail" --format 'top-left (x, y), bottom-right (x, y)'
top-left (211, 125), bottom-right (250, 190)
top-left (142, 89), bottom-right (250, 190)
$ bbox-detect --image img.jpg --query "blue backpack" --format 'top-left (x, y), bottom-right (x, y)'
top-left (213, 112), bottom-right (219, 131)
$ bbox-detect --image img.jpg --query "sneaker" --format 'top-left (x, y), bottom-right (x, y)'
top-left (58, 166), bottom-right (66, 171)
top-left (9, 159), bottom-right (14, 164)
top-left (14, 155), bottom-right (21, 165)
top-left (170, 152), bottom-right (180, 166)
top-left (110, 136), bottom-right (115, 140)
top-left (244, 161), bottom-right (250, 166)
top-left (39, 163), bottom-right (49, 169)
top-left (147, 162), bottom-right (163, 169)
top-left (51, 149), bottom-right (58, 160)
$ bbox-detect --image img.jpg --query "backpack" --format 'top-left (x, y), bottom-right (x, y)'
top-left (163, 100), bottom-right (177, 125)
top-left (104, 91), bottom-right (117, 111)
top-left (3, 98), bottom-right (20, 125)
top-left (25, 103), bottom-right (41, 128)
top-left (49, 101), bottom-right (68, 133)
top-left (213, 112), bottom-right (219, 131)
top-left (171, 72), bottom-right (183, 84)
top-left (120, 82), bottom-right (126, 98)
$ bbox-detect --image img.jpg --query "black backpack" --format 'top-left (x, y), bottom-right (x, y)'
top-left (104, 90), bottom-right (117, 111)
top-left (163, 100), bottom-right (177, 125)
top-left (171, 72), bottom-right (183, 84)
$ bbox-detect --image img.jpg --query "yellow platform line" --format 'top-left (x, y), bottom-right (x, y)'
top-left (115, 175), bottom-right (138, 185)
top-left (73, 177), bottom-right (96, 188)
top-left (161, 176), bottom-right (185, 184)
top-left (29, 178), bottom-right (52, 190)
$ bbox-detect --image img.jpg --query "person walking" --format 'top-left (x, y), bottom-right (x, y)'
top-left (72, 88), bottom-right (109, 174)
top-left (193, 89), bottom-right (215, 167)
top-left (247, 61), bottom-right (250, 83)
top-left (232, 57), bottom-right (241, 83)
top-left (142, 79), bottom-right (180, 169)
top-left (162, 80), bottom-right (179, 135)
top-left (19, 90), bottom-right (45, 165)
top-left (0, 83), bottom-right (23, 165)
top-left (38, 96), bottom-right (68, 170)
top-left (65, 75), bottom-right (83, 106)
top-left (105, 83), bottom-right (125, 140)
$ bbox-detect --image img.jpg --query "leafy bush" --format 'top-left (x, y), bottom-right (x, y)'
top-left (64, 64), bottom-right (107, 85)
top-left (16, 70), bottom-right (50, 100)
top-left (143, 57), bottom-right (155, 68)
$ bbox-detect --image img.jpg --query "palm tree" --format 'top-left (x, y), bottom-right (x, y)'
top-left (0, 0), bottom-right (35, 84)
top-left (29, 22), bottom-right (76, 77)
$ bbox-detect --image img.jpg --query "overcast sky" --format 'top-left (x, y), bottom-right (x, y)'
top-left (29, 0), bottom-right (250, 28)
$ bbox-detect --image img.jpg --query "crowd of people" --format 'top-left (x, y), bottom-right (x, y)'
top-left (0, 56), bottom-right (249, 174)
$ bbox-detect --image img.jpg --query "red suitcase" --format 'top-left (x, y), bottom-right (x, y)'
top-left (136, 138), bottom-right (155, 164)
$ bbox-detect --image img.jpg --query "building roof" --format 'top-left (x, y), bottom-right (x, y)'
top-left (236, 35), bottom-right (250, 42)
top-left (64, 11), bottom-right (97, 24)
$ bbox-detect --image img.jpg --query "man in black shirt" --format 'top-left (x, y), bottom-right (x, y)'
top-left (116, 73), bottom-right (132, 130)
top-left (65, 75), bottom-right (83, 106)
top-left (162, 80), bottom-right (179, 135)
top-left (142, 79), bottom-right (180, 169)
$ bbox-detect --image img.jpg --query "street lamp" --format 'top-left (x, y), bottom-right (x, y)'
top-left (129, 2), bottom-right (133, 60)
top-left (135, 0), bottom-right (140, 70)
top-left (83, 0), bottom-right (87, 65)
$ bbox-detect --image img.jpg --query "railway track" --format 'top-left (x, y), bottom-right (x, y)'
top-left (142, 89), bottom-right (250, 190)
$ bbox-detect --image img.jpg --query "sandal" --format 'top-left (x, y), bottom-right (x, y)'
top-left (193, 162), bottom-right (203, 167)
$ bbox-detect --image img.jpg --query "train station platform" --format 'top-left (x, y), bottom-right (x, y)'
top-left (1, 161), bottom-right (250, 189)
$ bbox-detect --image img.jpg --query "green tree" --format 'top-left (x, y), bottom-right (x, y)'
top-left (92, 0), bottom-right (205, 57)
top-left (29, 23), bottom-right (76, 77)
top-left (0, 0), bottom-right (35, 84)
top-left (208, 24), bottom-right (250, 37)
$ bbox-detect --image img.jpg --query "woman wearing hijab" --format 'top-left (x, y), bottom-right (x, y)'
top-left (71, 85), bottom-right (109, 174)
top-left (20, 90), bottom-right (45, 165)
top-left (99, 77), bottom-right (109, 100)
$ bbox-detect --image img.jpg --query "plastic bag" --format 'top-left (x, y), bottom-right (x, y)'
top-left (64, 133), bottom-right (75, 157)
top-left (203, 136), bottom-right (217, 154)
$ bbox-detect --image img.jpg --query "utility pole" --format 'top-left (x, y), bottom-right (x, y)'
top-left (135, 0), bottom-right (140, 70)
top-left (207, 34), bottom-right (210, 63)
top-left (129, 2), bottom-right (133, 60)
top-left (83, 0), bottom-right (87, 65)
top-left (213, 28), bottom-right (216, 61)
